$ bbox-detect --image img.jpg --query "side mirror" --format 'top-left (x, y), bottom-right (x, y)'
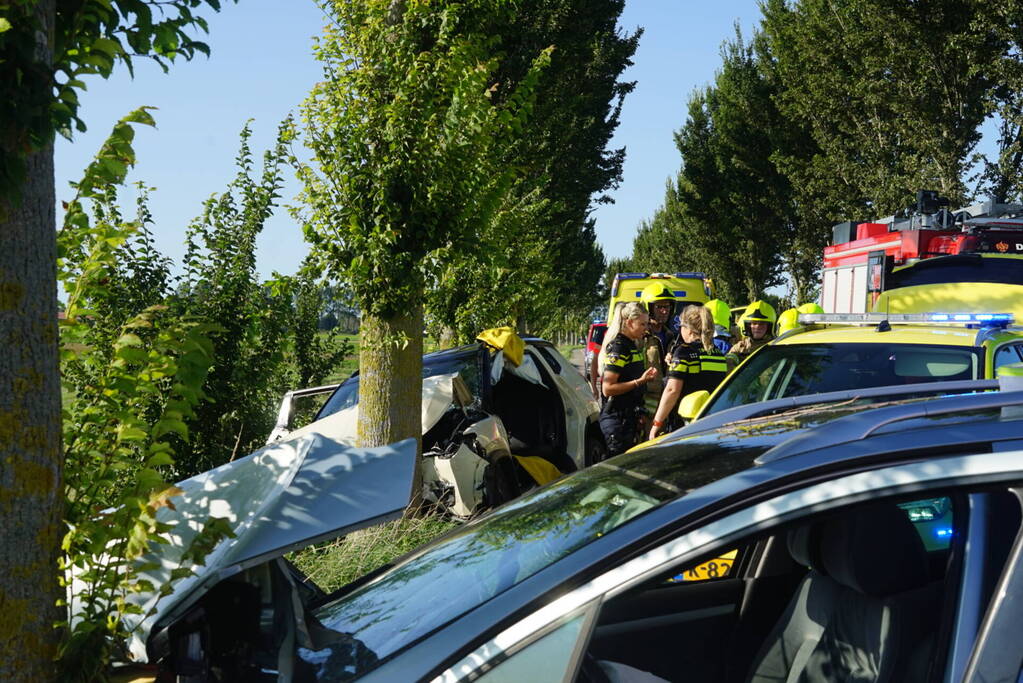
top-left (678, 390), bottom-right (710, 421)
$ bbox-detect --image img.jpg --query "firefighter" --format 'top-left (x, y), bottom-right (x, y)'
top-left (704, 298), bottom-right (733, 353)
top-left (649, 305), bottom-right (728, 440)
top-left (777, 307), bottom-right (800, 336)
top-left (639, 283), bottom-right (675, 416)
top-left (640, 283), bottom-right (677, 351)
top-left (797, 302), bottom-right (825, 317)
top-left (726, 300), bottom-right (777, 368)
top-left (600, 302), bottom-right (658, 456)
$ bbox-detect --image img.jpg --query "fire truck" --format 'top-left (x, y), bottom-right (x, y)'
top-left (822, 191), bottom-right (1023, 315)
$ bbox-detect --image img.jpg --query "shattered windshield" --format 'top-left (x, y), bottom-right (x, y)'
top-left (295, 439), bottom-right (765, 680)
top-left (316, 346), bottom-right (481, 420)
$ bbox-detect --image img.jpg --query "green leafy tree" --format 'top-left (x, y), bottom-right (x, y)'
top-left (173, 122), bottom-right (302, 471)
top-left (294, 0), bottom-right (551, 487)
top-left (760, 0), bottom-right (1004, 217)
top-left (56, 111), bottom-right (223, 681)
top-left (426, 0), bottom-right (636, 342)
top-left (637, 33), bottom-right (791, 304)
top-left (0, 2), bottom-right (229, 677)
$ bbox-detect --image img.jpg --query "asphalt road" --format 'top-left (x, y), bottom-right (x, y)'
top-left (569, 347), bottom-right (586, 377)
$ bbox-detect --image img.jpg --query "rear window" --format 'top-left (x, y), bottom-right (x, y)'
top-left (705, 343), bottom-right (983, 416)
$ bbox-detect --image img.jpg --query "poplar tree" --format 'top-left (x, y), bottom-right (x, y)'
top-left (295, 0), bottom-right (549, 483)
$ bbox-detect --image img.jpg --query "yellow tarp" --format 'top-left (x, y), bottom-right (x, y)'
top-left (514, 454), bottom-right (562, 485)
top-left (476, 327), bottom-right (525, 366)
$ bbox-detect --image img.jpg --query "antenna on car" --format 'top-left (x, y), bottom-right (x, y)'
top-left (878, 294), bottom-right (891, 332)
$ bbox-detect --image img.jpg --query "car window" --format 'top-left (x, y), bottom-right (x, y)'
top-left (585, 493), bottom-right (993, 682)
top-left (315, 347), bottom-right (481, 420)
top-left (706, 343), bottom-right (983, 416)
top-left (532, 345), bottom-right (563, 374)
top-left (590, 325), bottom-right (607, 347)
top-left (473, 608), bottom-right (595, 683)
top-left (994, 343), bottom-right (1023, 370)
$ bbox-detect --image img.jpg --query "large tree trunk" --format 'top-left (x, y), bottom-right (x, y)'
top-left (0, 3), bottom-right (63, 678)
top-left (357, 299), bottom-right (424, 503)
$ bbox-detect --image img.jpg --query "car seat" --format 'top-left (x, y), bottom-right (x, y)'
top-left (746, 503), bottom-right (941, 682)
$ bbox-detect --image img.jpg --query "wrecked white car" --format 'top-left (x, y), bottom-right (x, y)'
top-left (268, 333), bottom-right (605, 517)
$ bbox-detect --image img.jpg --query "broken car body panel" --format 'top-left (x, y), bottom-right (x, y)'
top-left (119, 436), bottom-right (417, 663)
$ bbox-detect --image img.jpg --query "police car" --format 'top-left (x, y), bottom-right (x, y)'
top-left (680, 311), bottom-right (1023, 422)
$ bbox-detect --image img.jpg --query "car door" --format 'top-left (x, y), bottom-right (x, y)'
top-left (432, 449), bottom-right (1023, 683)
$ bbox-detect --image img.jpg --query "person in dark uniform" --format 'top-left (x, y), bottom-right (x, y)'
top-left (648, 304), bottom-right (728, 440)
top-left (600, 302), bottom-right (658, 457)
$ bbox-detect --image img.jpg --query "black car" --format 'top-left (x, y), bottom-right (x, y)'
top-left (124, 381), bottom-right (1023, 682)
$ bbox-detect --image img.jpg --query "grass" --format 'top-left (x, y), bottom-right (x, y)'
top-left (290, 510), bottom-right (458, 592)
top-left (323, 332), bottom-right (360, 385)
top-left (557, 343), bottom-right (584, 362)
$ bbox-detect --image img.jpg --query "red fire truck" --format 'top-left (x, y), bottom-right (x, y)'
top-left (822, 191), bottom-right (1023, 314)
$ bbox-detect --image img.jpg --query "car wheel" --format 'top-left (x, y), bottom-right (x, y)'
top-left (483, 453), bottom-right (527, 508)
top-left (584, 427), bottom-right (608, 467)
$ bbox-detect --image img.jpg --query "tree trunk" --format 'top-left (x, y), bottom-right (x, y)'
top-left (438, 325), bottom-right (458, 349)
top-left (357, 299), bottom-right (424, 504)
top-left (0, 4), bottom-right (63, 679)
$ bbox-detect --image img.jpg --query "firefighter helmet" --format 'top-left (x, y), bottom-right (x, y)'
top-left (738, 300), bottom-right (777, 337)
top-left (797, 302), bottom-right (825, 315)
top-left (640, 282), bottom-right (676, 306)
top-left (777, 308), bottom-right (801, 335)
top-left (704, 299), bottom-right (731, 331)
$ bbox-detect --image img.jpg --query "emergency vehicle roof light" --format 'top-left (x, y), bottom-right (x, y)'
top-left (799, 312), bottom-right (1014, 327)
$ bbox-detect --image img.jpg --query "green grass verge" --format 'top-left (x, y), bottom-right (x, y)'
top-left (557, 343), bottom-right (584, 360)
top-left (290, 511), bottom-right (458, 592)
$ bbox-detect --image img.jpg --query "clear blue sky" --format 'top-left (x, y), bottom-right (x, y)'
top-left (54, 0), bottom-right (763, 279)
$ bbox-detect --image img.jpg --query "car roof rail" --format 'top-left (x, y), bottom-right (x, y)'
top-left (757, 388), bottom-right (1023, 464)
top-left (673, 379), bottom-right (1000, 439)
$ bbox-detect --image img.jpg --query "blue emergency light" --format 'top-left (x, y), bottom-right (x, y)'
top-left (928, 312), bottom-right (1013, 325)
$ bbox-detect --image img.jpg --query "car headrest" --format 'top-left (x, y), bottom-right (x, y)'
top-left (786, 523), bottom-right (819, 571)
top-left (818, 503), bottom-right (929, 597)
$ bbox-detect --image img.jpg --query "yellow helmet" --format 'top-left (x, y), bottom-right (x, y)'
top-left (777, 308), bottom-right (801, 335)
top-left (738, 300), bottom-right (777, 336)
top-left (797, 302), bottom-right (824, 315)
top-left (704, 299), bottom-right (731, 330)
top-left (640, 282), bottom-right (676, 306)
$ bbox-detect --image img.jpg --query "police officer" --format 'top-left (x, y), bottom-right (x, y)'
top-left (600, 302), bottom-right (658, 456)
top-left (704, 298), bottom-right (733, 353)
top-left (649, 305), bottom-right (728, 440)
top-left (726, 300), bottom-right (777, 368)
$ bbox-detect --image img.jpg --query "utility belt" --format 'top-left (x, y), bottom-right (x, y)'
top-left (603, 397), bottom-right (646, 418)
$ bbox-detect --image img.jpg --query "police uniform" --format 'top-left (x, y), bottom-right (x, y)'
top-left (599, 332), bottom-right (646, 457)
top-left (665, 341), bottom-right (728, 428)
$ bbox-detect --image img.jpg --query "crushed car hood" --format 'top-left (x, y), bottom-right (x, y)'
top-left (120, 434), bottom-right (417, 662)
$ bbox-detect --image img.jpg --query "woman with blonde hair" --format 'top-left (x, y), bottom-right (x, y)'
top-left (599, 302), bottom-right (658, 456)
top-left (648, 305), bottom-right (728, 440)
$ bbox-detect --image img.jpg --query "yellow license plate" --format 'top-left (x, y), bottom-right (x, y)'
top-left (677, 549), bottom-right (737, 582)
